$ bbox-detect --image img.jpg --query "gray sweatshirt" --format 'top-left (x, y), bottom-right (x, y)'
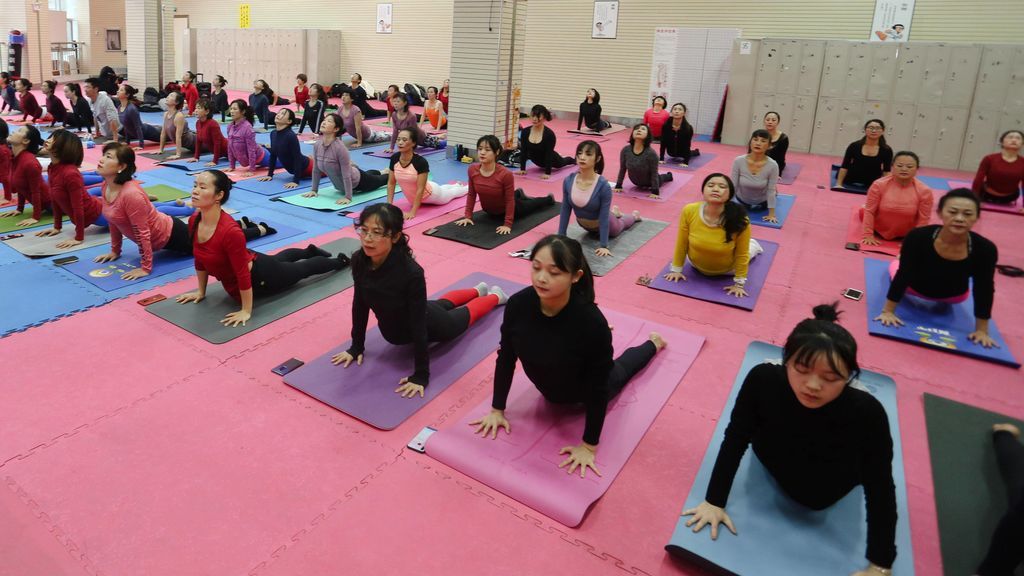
top-left (615, 145), bottom-right (662, 193)
top-left (312, 138), bottom-right (360, 199)
top-left (730, 155), bottom-right (779, 209)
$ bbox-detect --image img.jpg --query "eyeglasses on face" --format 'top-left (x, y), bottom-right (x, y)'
top-left (354, 225), bottom-right (388, 240)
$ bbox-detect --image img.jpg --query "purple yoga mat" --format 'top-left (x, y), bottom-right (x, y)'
top-left (617, 173), bottom-right (693, 202)
top-left (646, 239), bottom-right (779, 311)
top-left (283, 272), bottom-right (526, 429)
top-left (662, 153), bottom-right (717, 171)
top-left (426, 310), bottom-right (705, 527)
top-left (777, 163), bottom-right (803, 185)
top-left (364, 146), bottom-right (445, 159)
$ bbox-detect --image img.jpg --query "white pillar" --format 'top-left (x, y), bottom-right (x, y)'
top-left (125, 0), bottom-right (174, 87)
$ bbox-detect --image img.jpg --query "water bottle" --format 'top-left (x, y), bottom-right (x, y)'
top-left (85, 134), bottom-right (95, 149)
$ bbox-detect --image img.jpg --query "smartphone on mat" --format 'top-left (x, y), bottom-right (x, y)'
top-left (844, 242), bottom-right (861, 251)
top-left (271, 358), bottom-right (305, 376)
top-left (0, 233), bottom-right (23, 240)
top-left (842, 288), bottom-right (864, 301)
top-left (137, 294), bottom-right (167, 306)
top-left (53, 255), bottom-right (79, 265)
top-left (407, 427), bottom-right (437, 453)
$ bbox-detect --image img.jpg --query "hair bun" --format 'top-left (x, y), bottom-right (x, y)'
top-left (812, 302), bottom-right (841, 323)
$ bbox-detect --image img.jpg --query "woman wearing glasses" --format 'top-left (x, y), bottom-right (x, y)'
top-left (836, 120), bottom-right (893, 190)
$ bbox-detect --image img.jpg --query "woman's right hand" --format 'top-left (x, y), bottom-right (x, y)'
top-left (301, 190), bottom-right (318, 198)
top-left (682, 501), bottom-right (737, 540)
top-left (454, 218), bottom-right (474, 227)
top-left (204, 161), bottom-right (218, 167)
top-left (613, 187), bottom-right (623, 194)
top-left (469, 409), bottom-right (511, 439)
top-left (874, 310), bottom-right (904, 327)
top-left (176, 291), bottom-right (204, 304)
top-left (331, 350), bottom-right (363, 367)
top-left (663, 271), bottom-right (687, 282)
top-left (861, 235), bottom-right (881, 246)
top-left (257, 176), bottom-right (272, 182)
top-left (517, 170), bottom-right (527, 176)
top-left (335, 198), bottom-right (352, 206)
top-left (94, 251), bottom-right (120, 263)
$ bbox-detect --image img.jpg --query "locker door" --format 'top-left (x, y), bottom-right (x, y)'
top-left (887, 103), bottom-right (917, 152)
top-left (797, 40), bottom-right (824, 97)
top-left (845, 42), bottom-right (872, 100)
top-left (910, 104), bottom-right (940, 166)
top-left (942, 45), bottom-right (982, 108)
top-left (820, 41), bottom-right (850, 98)
top-left (756, 40), bottom-right (782, 94)
top-left (788, 95), bottom-right (817, 152)
top-left (834, 100), bottom-right (865, 153)
top-left (776, 40), bottom-right (801, 95)
top-left (863, 101), bottom-right (889, 128)
top-left (892, 43), bottom-right (926, 103)
top-left (932, 107), bottom-right (970, 169)
top-left (810, 97), bottom-right (840, 155)
top-left (919, 44), bottom-right (950, 105)
top-left (773, 94), bottom-right (795, 135)
top-left (959, 109), bottom-right (1001, 171)
top-left (750, 93), bottom-right (775, 135)
top-left (722, 39), bottom-right (760, 146)
top-left (1002, 46), bottom-right (1024, 115)
top-left (973, 45), bottom-right (1013, 110)
top-left (867, 43), bottom-right (899, 101)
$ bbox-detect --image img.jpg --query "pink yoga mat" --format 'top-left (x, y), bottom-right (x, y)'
top-left (616, 173), bottom-right (692, 202)
top-left (426, 310), bottom-right (705, 527)
top-left (348, 194), bottom-right (464, 228)
top-left (844, 206), bottom-right (901, 257)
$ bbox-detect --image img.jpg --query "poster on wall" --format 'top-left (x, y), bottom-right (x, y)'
top-left (592, 1), bottom-right (618, 39)
top-left (376, 4), bottom-right (393, 34)
top-left (239, 4), bottom-right (250, 29)
top-left (105, 29), bottom-right (121, 52)
top-left (870, 0), bottom-right (915, 42)
top-left (649, 28), bottom-right (678, 101)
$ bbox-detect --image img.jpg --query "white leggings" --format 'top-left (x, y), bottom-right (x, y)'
top-left (421, 182), bottom-right (469, 205)
top-left (360, 129), bottom-right (390, 143)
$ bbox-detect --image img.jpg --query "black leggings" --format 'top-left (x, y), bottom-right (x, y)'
top-left (361, 101), bottom-right (387, 118)
top-left (607, 341), bottom-right (658, 398)
top-left (163, 217), bottom-right (262, 255)
top-left (514, 189), bottom-right (556, 217)
top-left (585, 119), bottom-right (611, 132)
top-left (977, 431), bottom-right (1024, 576)
top-left (629, 172), bottom-right (673, 192)
top-left (120, 123), bottom-right (161, 144)
top-left (250, 245), bottom-right (344, 297)
top-left (355, 169), bottom-right (389, 193)
top-left (65, 112), bottom-right (93, 133)
top-left (423, 299), bottom-right (472, 342)
top-left (526, 149), bottom-right (575, 174)
top-left (980, 187), bottom-right (1021, 205)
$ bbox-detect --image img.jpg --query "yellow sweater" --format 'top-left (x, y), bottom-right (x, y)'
top-left (670, 202), bottom-right (751, 279)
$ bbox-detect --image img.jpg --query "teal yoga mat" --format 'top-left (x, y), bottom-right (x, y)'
top-left (275, 185), bottom-right (388, 212)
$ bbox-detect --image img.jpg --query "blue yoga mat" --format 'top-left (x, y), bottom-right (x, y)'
top-left (830, 165), bottom-right (869, 194)
top-left (60, 218), bottom-right (304, 292)
top-left (665, 340), bottom-right (915, 575)
top-left (159, 155), bottom-right (230, 173)
top-left (134, 167), bottom-right (198, 189)
top-left (916, 175), bottom-right (953, 191)
top-left (0, 259), bottom-right (111, 336)
top-left (864, 258), bottom-right (1019, 367)
top-left (232, 172), bottom-right (313, 196)
top-left (744, 194), bottom-right (796, 229)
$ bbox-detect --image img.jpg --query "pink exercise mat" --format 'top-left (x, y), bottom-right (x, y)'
top-left (347, 193), bottom-right (465, 228)
top-left (844, 206), bottom-right (901, 257)
top-left (426, 309), bottom-right (705, 527)
top-left (615, 172), bottom-right (692, 202)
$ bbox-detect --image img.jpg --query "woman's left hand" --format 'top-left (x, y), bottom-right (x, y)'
top-left (403, 211), bottom-right (416, 221)
top-left (558, 444), bottom-right (601, 478)
top-left (495, 225), bottom-right (512, 235)
top-left (16, 218), bottom-right (39, 227)
top-left (257, 176), bottom-right (272, 182)
top-left (120, 268), bottom-right (150, 281)
top-left (283, 182), bottom-right (298, 189)
top-left (595, 247), bottom-right (612, 257)
top-left (167, 154), bottom-right (181, 161)
top-left (762, 215), bottom-right (778, 224)
top-left (968, 330), bottom-right (999, 348)
top-left (0, 210), bottom-right (22, 218)
top-left (724, 284), bottom-right (748, 298)
top-left (35, 227), bottom-right (61, 237)
top-left (55, 239), bottom-right (83, 249)
top-left (221, 309), bottom-right (251, 327)
top-left (395, 377), bottom-right (425, 398)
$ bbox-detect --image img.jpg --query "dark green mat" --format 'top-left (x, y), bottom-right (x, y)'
top-left (422, 202), bottom-right (561, 250)
top-left (924, 393), bottom-right (1024, 576)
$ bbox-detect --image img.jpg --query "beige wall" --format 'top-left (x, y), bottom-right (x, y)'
top-left (520, 0), bottom-right (1024, 119)
top-left (84, 0), bottom-right (127, 72)
top-left (168, 0), bottom-right (454, 90)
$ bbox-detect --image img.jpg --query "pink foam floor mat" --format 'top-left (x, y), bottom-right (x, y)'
top-left (427, 310), bottom-right (704, 526)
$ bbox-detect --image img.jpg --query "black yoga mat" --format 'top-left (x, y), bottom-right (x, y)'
top-left (422, 202), bottom-right (561, 250)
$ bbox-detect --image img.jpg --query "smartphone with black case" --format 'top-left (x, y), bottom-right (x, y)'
top-left (53, 255), bottom-right (79, 265)
top-left (271, 358), bottom-right (304, 376)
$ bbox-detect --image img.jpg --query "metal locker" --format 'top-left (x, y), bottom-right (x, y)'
top-left (810, 97), bottom-right (841, 155)
top-left (887, 103), bottom-right (917, 152)
top-left (796, 41), bottom-right (824, 97)
top-left (834, 100), bottom-right (865, 153)
top-left (845, 43), bottom-right (872, 100)
top-left (756, 40), bottom-right (783, 94)
top-left (773, 94), bottom-right (795, 135)
top-left (788, 95), bottom-right (817, 152)
top-left (932, 107), bottom-right (970, 169)
top-left (722, 39), bottom-right (761, 146)
top-left (910, 104), bottom-right (940, 166)
top-left (892, 43), bottom-right (926, 103)
top-left (942, 45), bottom-right (982, 108)
top-left (867, 43), bottom-right (899, 101)
top-left (750, 93), bottom-right (776, 135)
top-left (863, 101), bottom-right (889, 128)
top-left (918, 44), bottom-right (950, 105)
top-left (1002, 46), bottom-right (1024, 114)
top-left (776, 40), bottom-right (801, 95)
top-left (959, 109), bottom-right (1001, 171)
top-left (973, 45), bottom-right (1014, 110)
top-left (820, 41), bottom-right (850, 98)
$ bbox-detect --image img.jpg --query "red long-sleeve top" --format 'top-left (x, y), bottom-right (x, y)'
top-left (193, 118), bottom-right (228, 162)
top-left (12, 150), bottom-right (50, 220)
top-left (182, 82), bottom-right (199, 115)
top-left (294, 85), bottom-right (309, 109)
top-left (19, 92), bottom-right (43, 123)
top-left (49, 163), bottom-right (103, 240)
top-left (465, 163), bottom-right (516, 227)
top-left (0, 145), bottom-right (12, 200)
top-left (189, 209), bottom-right (255, 302)
top-left (972, 153), bottom-right (1024, 200)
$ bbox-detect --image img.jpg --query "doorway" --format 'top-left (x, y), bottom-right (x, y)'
top-left (173, 15), bottom-right (189, 78)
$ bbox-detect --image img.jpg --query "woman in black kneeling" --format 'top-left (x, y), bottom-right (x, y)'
top-left (684, 303), bottom-right (897, 576)
top-left (518, 104), bottom-right (576, 179)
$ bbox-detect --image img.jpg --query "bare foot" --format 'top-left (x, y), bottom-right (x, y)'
top-left (649, 332), bottom-right (667, 351)
top-left (994, 423), bottom-right (1021, 437)
top-left (633, 210), bottom-right (642, 222)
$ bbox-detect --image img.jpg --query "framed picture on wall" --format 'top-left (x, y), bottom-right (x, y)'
top-left (105, 29), bottom-right (121, 52)
top-left (376, 3), bottom-right (393, 34)
top-left (592, 1), bottom-right (618, 39)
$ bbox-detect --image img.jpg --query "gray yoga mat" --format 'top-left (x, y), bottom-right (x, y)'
top-left (146, 238), bottom-right (359, 344)
top-left (139, 150), bottom-right (181, 161)
top-left (3, 224), bottom-right (110, 257)
top-left (565, 218), bottom-right (668, 276)
top-left (423, 202), bottom-right (561, 249)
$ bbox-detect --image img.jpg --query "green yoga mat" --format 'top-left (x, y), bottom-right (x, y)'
top-left (276, 185), bottom-right (388, 211)
top-left (146, 238), bottom-right (359, 344)
top-left (0, 212), bottom-right (63, 233)
top-left (925, 393), bottom-right (1024, 576)
top-left (145, 184), bottom-right (190, 202)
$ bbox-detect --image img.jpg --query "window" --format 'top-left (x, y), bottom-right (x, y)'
top-left (48, 0), bottom-right (67, 11)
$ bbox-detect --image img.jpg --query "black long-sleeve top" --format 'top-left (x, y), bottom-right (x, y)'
top-left (46, 93), bottom-right (67, 125)
top-left (346, 248), bottom-right (430, 386)
top-left (706, 363), bottom-right (897, 568)
top-left (578, 101), bottom-right (603, 131)
top-left (660, 118), bottom-right (694, 162)
top-left (767, 133), bottom-right (789, 174)
top-left (66, 96), bottom-right (93, 130)
top-left (888, 225), bottom-right (998, 320)
top-left (519, 126), bottom-right (560, 175)
top-left (298, 99), bottom-right (326, 134)
top-left (350, 85), bottom-right (375, 118)
top-left (266, 127), bottom-right (309, 184)
top-left (212, 89), bottom-right (229, 121)
top-left (841, 141), bottom-right (893, 186)
top-left (492, 287), bottom-right (614, 445)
